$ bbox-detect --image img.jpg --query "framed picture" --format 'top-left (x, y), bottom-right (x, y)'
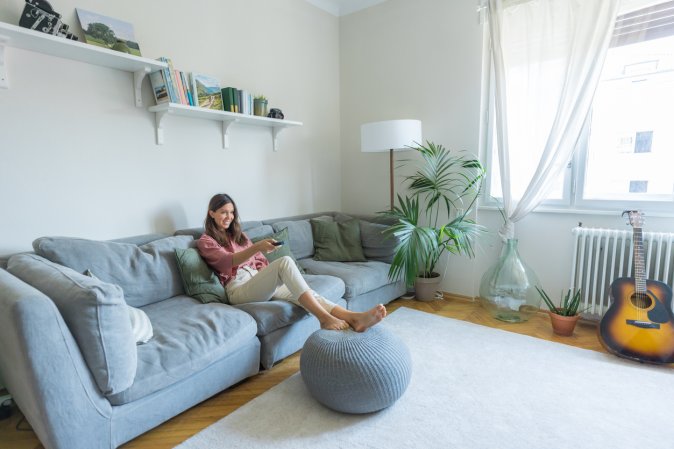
top-left (75, 8), bottom-right (142, 56)
top-left (192, 73), bottom-right (223, 111)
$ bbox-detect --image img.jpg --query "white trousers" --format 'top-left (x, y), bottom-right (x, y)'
top-left (226, 256), bottom-right (336, 312)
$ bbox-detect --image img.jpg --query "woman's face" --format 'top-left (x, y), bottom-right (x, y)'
top-left (209, 202), bottom-right (235, 230)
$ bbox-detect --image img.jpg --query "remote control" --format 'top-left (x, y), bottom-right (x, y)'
top-left (272, 241), bottom-right (285, 246)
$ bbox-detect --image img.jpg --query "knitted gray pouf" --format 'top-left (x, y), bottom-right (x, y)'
top-left (300, 326), bottom-right (412, 414)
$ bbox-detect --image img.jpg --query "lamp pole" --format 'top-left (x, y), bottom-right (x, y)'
top-left (389, 148), bottom-right (394, 211)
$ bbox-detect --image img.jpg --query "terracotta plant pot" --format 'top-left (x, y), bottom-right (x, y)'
top-left (548, 311), bottom-right (581, 336)
top-left (414, 273), bottom-right (442, 301)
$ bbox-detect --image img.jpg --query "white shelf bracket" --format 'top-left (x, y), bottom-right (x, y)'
top-left (155, 109), bottom-right (170, 145)
top-left (272, 126), bottom-right (287, 152)
top-left (0, 38), bottom-right (8, 89)
top-left (133, 67), bottom-right (151, 107)
top-left (222, 119), bottom-right (237, 149)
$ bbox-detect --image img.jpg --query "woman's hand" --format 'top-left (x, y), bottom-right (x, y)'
top-left (255, 239), bottom-right (279, 254)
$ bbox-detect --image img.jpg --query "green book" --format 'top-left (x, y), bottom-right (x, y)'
top-left (221, 87), bottom-right (236, 112)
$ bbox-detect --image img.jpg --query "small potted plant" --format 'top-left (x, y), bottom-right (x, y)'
top-left (535, 287), bottom-right (583, 336)
top-left (253, 95), bottom-right (268, 117)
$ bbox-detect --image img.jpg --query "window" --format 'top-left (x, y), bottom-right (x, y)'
top-left (485, 0), bottom-right (674, 213)
top-left (634, 131), bottom-right (653, 153)
top-left (629, 180), bottom-right (648, 192)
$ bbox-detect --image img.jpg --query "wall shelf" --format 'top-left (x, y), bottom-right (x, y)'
top-left (148, 103), bottom-right (303, 151)
top-left (0, 21), bottom-right (167, 106)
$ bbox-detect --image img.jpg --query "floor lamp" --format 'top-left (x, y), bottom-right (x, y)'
top-left (360, 119), bottom-right (422, 210)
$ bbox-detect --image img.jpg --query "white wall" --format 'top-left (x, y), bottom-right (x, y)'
top-left (339, 0), bottom-right (674, 298)
top-left (0, 0), bottom-right (341, 256)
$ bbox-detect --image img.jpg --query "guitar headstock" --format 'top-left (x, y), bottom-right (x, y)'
top-left (622, 210), bottom-right (645, 229)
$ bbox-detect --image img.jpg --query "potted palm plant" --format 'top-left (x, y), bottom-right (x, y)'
top-left (536, 287), bottom-right (583, 336)
top-left (380, 141), bottom-right (485, 301)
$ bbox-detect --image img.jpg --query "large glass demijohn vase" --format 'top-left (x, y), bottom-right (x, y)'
top-left (479, 239), bottom-right (540, 323)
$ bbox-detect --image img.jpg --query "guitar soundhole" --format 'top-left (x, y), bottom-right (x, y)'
top-left (630, 293), bottom-right (652, 309)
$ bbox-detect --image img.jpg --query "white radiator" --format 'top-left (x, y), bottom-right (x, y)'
top-left (570, 226), bottom-right (674, 317)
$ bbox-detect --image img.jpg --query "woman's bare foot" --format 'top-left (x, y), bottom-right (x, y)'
top-left (346, 304), bottom-right (387, 332)
top-left (320, 315), bottom-right (350, 331)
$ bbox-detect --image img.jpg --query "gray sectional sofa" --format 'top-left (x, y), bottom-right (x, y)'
top-left (0, 211), bottom-right (404, 449)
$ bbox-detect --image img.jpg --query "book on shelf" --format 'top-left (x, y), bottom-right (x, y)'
top-left (174, 69), bottom-right (188, 105)
top-left (180, 71), bottom-right (194, 106)
top-left (148, 70), bottom-right (169, 105)
top-left (221, 87), bottom-right (237, 113)
top-left (240, 90), bottom-right (252, 115)
top-left (157, 57), bottom-right (178, 103)
top-left (192, 73), bottom-right (224, 110)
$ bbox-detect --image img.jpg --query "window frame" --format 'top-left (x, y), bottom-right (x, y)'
top-left (479, 8), bottom-right (674, 218)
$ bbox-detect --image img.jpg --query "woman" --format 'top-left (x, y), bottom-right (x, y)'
top-left (197, 193), bottom-right (387, 331)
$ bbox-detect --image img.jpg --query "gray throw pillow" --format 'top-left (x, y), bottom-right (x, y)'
top-left (7, 253), bottom-right (137, 396)
top-left (175, 248), bottom-right (227, 304)
top-left (360, 220), bottom-right (399, 263)
top-left (32, 235), bottom-right (194, 307)
top-left (85, 269), bottom-right (153, 344)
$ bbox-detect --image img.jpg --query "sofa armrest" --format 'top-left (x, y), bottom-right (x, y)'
top-left (0, 269), bottom-right (113, 449)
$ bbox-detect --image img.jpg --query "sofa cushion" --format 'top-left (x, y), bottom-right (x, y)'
top-left (107, 295), bottom-right (257, 405)
top-left (84, 269), bottom-right (153, 344)
top-left (299, 259), bottom-right (392, 299)
top-left (174, 222), bottom-right (271, 241)
top-left (33, 235), bottom-right (194, 307)
top-left (251, 227), bottom-right (305, 274)
top-left (311, 218), bottom-right (367, 262)
top-left (245, 224), bottom-right (274, 240)
top-left (234, 274), bottom-right (346, 336)
top-left (271, 216), bottom-right (333, 259)
top-left (7, 253), bottom-right (137, 395)
top-left (359, 220), bottom-right (398, 263)
top-left (175, 248), bottom-right (227, 304)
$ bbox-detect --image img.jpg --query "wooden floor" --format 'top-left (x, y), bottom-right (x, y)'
top-left (0, 296), bottom-right (606, 449)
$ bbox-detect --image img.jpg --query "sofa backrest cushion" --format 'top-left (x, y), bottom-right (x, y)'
top-left (359, 220), bottom-right (399, 263)
top-left (174, 221), bottom-right (269, 240)
top-left (32, 235), bottom-right (194, 307)
top-left (329, 214), bottom-right (399, 264)
top-left (251, 227), bottom-right (305, 273)
top-left (7, 253), bottom-right (137, 395)
top-left (271, 215), bottom-right (333, 259)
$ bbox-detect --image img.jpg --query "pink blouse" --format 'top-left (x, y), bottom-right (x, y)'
top-left (197, 233), bottom-right (269, 286)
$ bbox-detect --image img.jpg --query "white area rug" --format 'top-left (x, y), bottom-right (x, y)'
top-left (176, 307), bottom-right (674, 449)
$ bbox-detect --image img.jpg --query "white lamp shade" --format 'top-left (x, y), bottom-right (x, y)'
top-left (360, 119), bottom-right (422, 153)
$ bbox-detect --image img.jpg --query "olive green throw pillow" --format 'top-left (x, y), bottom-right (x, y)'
top-left (311, 218), bottom-right (367, 262)
top-left (174, 248), bottom-right (227, 304)
top-left (252, 227), bottom-right (305, 274)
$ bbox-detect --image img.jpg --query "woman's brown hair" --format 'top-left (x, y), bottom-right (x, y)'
top-left (204, 193), bottom-right (246, 246)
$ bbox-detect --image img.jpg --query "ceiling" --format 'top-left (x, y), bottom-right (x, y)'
top-left (305, 0), bottom-right (388, 16)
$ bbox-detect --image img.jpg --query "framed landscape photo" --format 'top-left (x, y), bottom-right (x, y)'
top-left (76, 8), bottom-right (142, 56)
top-left (192, 73), bottom-right (223, 110)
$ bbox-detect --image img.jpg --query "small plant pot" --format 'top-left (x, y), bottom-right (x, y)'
top-left (414, 273), bottom-right (442, 301)
top-left (254, 99), bottom-right (268, 117)
top-left (548, 311), bottom-right (581, 336)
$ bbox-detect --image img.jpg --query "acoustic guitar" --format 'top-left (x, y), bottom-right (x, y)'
top-left (598, 210), bottom-right (674, 364)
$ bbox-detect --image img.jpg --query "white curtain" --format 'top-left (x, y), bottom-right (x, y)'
top-left (488, 0), bottom-right (620, 240)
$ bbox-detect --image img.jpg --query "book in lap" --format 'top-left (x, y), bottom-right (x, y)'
top-left (192, 73), bottom-right (224, 111)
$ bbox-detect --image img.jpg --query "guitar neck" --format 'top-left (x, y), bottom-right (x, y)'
top-left (633, 227), bottom-right (646, 294)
